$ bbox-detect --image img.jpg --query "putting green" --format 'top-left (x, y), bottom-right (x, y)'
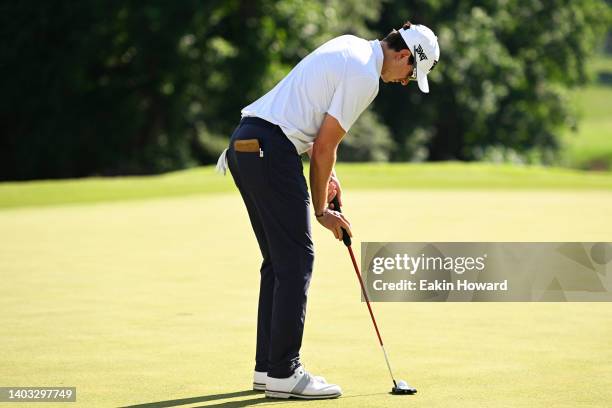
top-left (1, 190), bottom-right (611, 407)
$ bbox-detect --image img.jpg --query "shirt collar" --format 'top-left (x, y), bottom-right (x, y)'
top-left (370, 40), bottom-right (383, 77)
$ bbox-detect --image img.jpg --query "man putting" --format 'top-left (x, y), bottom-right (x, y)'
top-left (216, 21), bottom-right (439, 399)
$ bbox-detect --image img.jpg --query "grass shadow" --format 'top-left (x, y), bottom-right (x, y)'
top-left (122, 391), bottom-right (389, 408)
top-left (190, 393), bottom-right (389, 408)
top-left (120, 390), bottom-right (261, 408)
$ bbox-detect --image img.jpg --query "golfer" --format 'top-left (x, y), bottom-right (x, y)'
top-left (216, 21), bottom-right (439, 399)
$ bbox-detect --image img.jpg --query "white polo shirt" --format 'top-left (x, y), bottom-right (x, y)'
top-left (216, 35), bottom-right (383, 174)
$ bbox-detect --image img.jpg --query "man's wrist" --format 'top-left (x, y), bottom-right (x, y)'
top-left (315, 208), bottom-right (327, 218)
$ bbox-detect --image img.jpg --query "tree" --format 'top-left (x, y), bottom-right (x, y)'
top-left (370, 0), bottom-right (611, 162)
top-left (0, 0), bottom-right (384, 180)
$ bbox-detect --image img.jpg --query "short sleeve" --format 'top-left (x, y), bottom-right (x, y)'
top-left (327, 75), bottom-right (378, 132)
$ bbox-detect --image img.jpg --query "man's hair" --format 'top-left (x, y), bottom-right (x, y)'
top-left (382, 21), bottom-right (412, 52)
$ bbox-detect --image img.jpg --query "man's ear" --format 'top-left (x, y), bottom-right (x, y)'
top-left (395, 48), bottom-right (410, 64)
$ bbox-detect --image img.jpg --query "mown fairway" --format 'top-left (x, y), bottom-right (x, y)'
top-left (1, 164), bottom-right (611, 407)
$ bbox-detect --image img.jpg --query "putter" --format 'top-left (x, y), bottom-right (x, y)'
top-left (330, 196), bottom-right (417, 396)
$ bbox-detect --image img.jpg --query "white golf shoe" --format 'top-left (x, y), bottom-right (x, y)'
top-left (253, 370), bottom-right (267, 391)
top-left (265, 366), bottom-right (342, 399)
top-left (253, 370), bottom-right (328, 391)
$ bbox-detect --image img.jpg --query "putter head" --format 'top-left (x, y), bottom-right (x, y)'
top-left (391, 380), bottom-right (417, 395)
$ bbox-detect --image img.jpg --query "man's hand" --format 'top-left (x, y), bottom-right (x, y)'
top-left (316, 208), bottom-right (352, 241)
top-left (326, 174), bottom-right (342, 206)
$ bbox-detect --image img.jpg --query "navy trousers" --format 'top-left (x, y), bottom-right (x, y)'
top-left (226, 117), bottom-right (314, 378)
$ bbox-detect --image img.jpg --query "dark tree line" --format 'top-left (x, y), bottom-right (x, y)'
top-left (1, 0), bottom-right (609, 180)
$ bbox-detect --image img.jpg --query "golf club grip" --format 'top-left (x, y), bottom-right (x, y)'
top-left (330, 196), bottom-right (352, 247)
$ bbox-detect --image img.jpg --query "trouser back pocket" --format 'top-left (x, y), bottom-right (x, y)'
top-left (234, 137), bottom-right (267, 189)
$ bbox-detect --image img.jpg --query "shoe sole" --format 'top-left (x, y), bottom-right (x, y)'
top-left (253, 382), bottom-right (266, 391)
top-left (265, 390), bottom-right (341, 400)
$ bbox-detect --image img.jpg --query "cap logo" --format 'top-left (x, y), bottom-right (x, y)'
top-left (429, 60), bottom-right (438, 73)
top-left (415, 44), bottom-right (428, 61)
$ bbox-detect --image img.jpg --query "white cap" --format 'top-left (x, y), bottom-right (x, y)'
top-left (399, 25), bottom-right (440, 93)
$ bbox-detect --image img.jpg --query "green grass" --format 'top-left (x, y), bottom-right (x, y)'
top-left (1, 163), bottom-right (611, 407)
top-left (2, 162), bottom-right (612, 209)
top-left (1, 190), bottom-right (611, 407)
top-left (0, 167), bottom-right (231, 210)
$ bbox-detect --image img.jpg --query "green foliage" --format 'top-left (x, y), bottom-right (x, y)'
top-left (1, 0), bottom-right (609, 180)
top-left (2, 1), bottom-right (214, 179)
top-left (371, 0), bottom-right (611, 162)
top-left (0, 0), bottom-right (383, 180)
top-left (338, 108), bottom-right (394, 161)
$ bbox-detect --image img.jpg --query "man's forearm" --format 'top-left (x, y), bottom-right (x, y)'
top-left (309, 145), bottom-right (336, 215)
top-left (306, 147), bottom-right (337, 177)
top-left (308, 147), bottom-right (336, 177)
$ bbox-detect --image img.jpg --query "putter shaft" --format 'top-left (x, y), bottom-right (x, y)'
top-left (347, 244), bottom-right (397, 385)
top-left (330, 196), bottom-right (415, 395)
